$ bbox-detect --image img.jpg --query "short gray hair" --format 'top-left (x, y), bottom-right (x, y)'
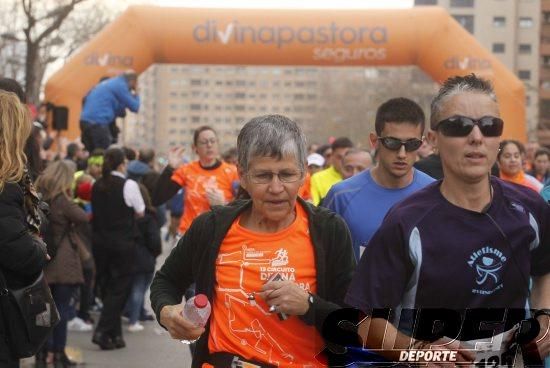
top-left (237, 115), bottom-right (307, 173)
top-left (430, 74), bottom-right (497, 129)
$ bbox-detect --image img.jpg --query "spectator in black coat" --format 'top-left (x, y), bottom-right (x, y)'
top-left (0, 90), bottom-right (49, 367)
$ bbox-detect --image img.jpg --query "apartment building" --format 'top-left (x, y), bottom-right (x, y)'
top-left (123, 65), bottom-right (438, 158)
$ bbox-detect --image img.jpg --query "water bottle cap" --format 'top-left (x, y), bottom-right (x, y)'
top-left (194, 294), bottom-right (209, 309)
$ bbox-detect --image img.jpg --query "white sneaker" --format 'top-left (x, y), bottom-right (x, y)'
top-left (127, 322), bottom-right (144, 332)
top-left (67, 317), bottom-right (93, 332)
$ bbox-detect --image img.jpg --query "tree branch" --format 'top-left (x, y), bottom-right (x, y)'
top-left (35, 0), bottom-right (88, 44)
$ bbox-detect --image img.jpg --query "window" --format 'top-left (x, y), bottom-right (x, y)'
top-left (234, 105), bottom-right (245, 111)
top-left (414, 0), bottom-right (437, 5)
top-left (450, 0), bottom-right (473, 7)
top-left (235, 92), bottom-right (246, 99)
top-left (518, 70), bottom-right (531, 80)
top-left (544, 12), bottom-right (550, 24)
top-left (518, 17), bottom-right (533, 28)
top-left (190, 104), bottom-right (201, 111)
top-left (191, 116), bottom-right (201, 123)
top-left (518, 44), bottom-right (531, 54)
top-left (493, 16), bottom-right (506, 28)
top-left (526, 95), bottom-right (531, 107)
top-left (453, 15), bottom-right (474, 33)
top-left (541, 100), bottom-right (550, 118)
top-left (190, 79), bottom-right (202, 86)
top-left (492, 43), bottom-right (505, 53)
top-left (542, 56), bottom-right (550, 67)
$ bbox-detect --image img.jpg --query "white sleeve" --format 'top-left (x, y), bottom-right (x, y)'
top-left (123, 179), bottom-right (145, 214)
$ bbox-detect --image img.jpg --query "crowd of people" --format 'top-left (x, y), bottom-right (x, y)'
top-left (0, 71), bottom-right (549, 368)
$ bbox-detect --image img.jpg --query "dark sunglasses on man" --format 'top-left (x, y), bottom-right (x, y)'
top-left (435, 115), bottom-right (503, 137)
top-left (377, 137), bottom-right (423, 152)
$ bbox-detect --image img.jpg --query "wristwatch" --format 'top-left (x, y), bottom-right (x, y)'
top-left (307, 293), bottom-right (315, 309)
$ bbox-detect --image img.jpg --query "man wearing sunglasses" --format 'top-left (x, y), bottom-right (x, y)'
top-left (324, 97), bottom-right (434, 260)
top-left (345, 74), bottom-right (550, 366)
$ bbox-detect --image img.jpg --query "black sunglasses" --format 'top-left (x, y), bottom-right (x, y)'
top-left (377, 137), bottom-right (423, 152)
top-left (435, 115), bottom-right (503, 137)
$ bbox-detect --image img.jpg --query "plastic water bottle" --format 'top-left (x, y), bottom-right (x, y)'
top-left (180, 294), bottom-right (211, 345)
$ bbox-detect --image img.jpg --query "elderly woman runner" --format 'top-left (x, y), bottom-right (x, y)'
top-left (150, 115), bottom-right (356, 367)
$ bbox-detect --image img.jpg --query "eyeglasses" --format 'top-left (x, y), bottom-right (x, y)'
top-left (247, 170), bottom-right (303, 184)
top-left (377, 137), bottom-right (423, 152)
top-left (197, 138), bottom-right (217, 146)
top-left (435, 115), bottom-right (503, 137)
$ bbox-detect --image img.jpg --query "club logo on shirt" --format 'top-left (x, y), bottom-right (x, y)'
top-left (271, 249), bottom-right (289, 267)
top-left (467, 246), bottom-right (507, 295)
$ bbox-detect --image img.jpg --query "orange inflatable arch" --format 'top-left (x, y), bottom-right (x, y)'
top-left (45, 5), bottom-right (526, 141)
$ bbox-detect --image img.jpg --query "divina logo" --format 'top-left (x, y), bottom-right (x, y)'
top-left (85, 52), bottom-right (134, 67)
top-left (193, 20), bottom-right (388, 48)
top-left (444, 56), bottom-right (492, 70)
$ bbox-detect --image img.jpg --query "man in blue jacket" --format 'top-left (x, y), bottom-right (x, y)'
top-left (80, 71), bottom-right (140, 152)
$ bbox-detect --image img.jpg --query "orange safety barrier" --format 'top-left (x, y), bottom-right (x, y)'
top-left (44, 5), bottom-right (525, 141)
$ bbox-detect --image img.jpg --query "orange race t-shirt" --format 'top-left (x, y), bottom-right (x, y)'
top-left (171, 161), bottom-right (238, 233)
top-left (207, 203), bottom-right (324, 367)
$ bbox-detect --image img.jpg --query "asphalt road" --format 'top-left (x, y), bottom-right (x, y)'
top-left (21, 231), bottom-right (193, 368)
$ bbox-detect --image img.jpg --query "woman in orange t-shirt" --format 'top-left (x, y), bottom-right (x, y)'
top-left (151, 115), bottom-right (355, 368)
top-left (153, 126), bottom-right (239, 235)
top-left (498, 140), bottom-right (542, 193)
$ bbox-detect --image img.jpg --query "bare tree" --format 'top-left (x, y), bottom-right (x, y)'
top-left (0, 0), bottom-right (113, 105)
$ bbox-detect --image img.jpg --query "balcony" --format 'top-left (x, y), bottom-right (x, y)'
top-left (540, 67), bottom-right (550, 81)
top-left (542, 43), bottom-right (550, 56)
top-left (543, 23), bottom-right (550, 39)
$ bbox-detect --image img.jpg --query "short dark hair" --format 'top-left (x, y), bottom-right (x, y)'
top-left (100, 147), bottom-right (126, 190)
top-left (138, 148), bottom-right (155, 164)
top-left (193, 125), bottom-right (217, 146)
top-left (431, 74), bottom-right (496, 129)
top-left (331, 137), bottom-right (354, 151)
top-left (66, 143), bottom-right (80, 158)
top-left (122, 146), bottom-right (136, 161)
top-left (534, 148), bottom-right (550, 160)
top-left (497, 140), bottom-right (525, 161)
top-left (375, 97), bottom-right (425, 135)
top-left (316, 144), bottom-right (331, 156)
top-left (0, 78), bottom-right (26, 103)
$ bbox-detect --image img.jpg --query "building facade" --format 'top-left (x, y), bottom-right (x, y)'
top-left (122, 65), bottom-right (438, 158)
